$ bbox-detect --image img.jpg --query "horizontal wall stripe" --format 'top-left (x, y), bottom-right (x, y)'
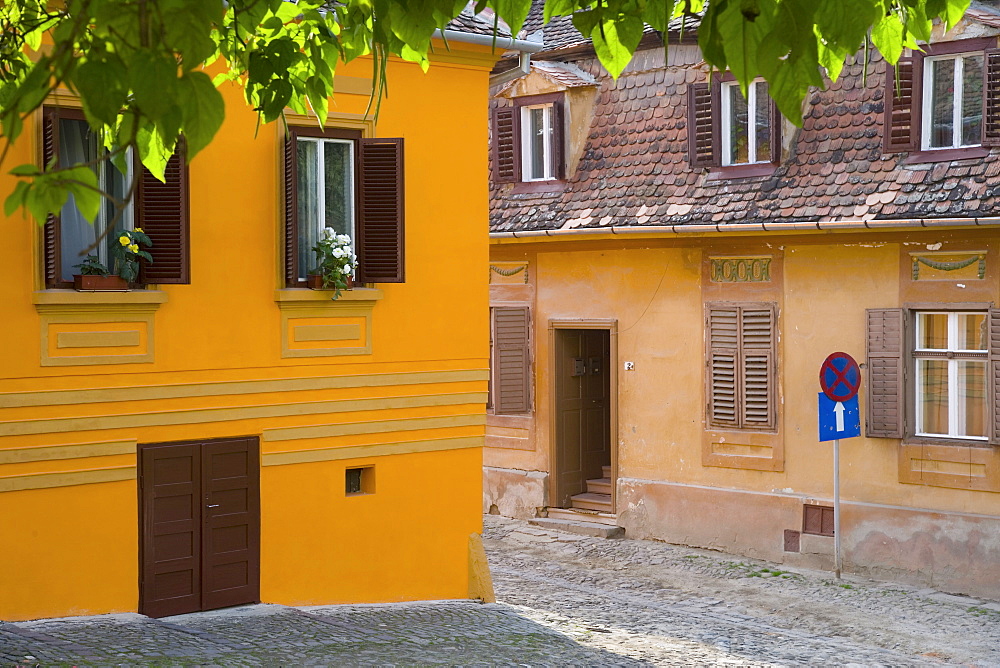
top-left (0, 440), bottom-right (137, 464)
top-left (0, 368), bottom-right (488, 409)
top-left (0, 466), bottom-right (136, 493)
top-left (263, 414), bottom-right (485, 443)
top-left (262, 435), bottom-right (483, 467)
top-left (0, 392), bottom-right (488, 438)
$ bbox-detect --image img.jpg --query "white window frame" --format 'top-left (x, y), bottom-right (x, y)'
top-left (721, 79), bottom-right (770, 166)
top-left (913, 310), bottom-right (989, 441)
top-left (520, 103), bottom-right (554, 181)
top-left (921, 52), bottom-right (984, 150)
top-left (295, 136), bottom-right (356, 281)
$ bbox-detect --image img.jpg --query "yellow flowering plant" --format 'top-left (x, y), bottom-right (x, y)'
top-left (110, 228), bottom-right (153, 283)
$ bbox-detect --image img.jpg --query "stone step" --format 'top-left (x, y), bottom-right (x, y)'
top-left (571, 492), bottom-right (613, 512)
top-left (546, 507), bottom-right (619, 526)
top-left (586, 477), bottom-right (612, 495)
top-left (602, 465), bottom-right (612, 478)
top-left (528, 517), bottom-right (624, 539)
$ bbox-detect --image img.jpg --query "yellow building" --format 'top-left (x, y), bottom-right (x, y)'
top-left (487, 7), bottom-right (1000, 599)
top-left (0, 16), bottom-right (534, 621)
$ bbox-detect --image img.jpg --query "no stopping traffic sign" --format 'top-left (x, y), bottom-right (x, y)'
top-left (819, 352), bottom-right (861, 402)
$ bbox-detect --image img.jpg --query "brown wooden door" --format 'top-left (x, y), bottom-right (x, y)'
top-left (140, 437), bottom-right (259, 618)
top-left (554, 329), bottom-right (611, 507)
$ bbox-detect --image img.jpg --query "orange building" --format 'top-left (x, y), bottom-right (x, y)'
top-left (486, 6), bottom-right (1000, 599)
top-left (0, 13), bottom-right (535, 621)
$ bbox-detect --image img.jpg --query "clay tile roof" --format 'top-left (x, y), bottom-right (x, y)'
top-left (529, 61), bottom-right (598, 88)
top-left (445, 3), bottom-right (511, 38)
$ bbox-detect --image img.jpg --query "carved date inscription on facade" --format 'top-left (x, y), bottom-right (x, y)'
top-left (710, 256), bottom-right (772, 283)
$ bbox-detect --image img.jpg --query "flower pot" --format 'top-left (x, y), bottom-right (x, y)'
top-left (307, 275), bottom-right (354, 290)
top-left (73, 274), bottom-right (129, 291)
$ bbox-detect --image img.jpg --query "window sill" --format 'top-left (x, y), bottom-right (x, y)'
top-left (511, 180), bottom-right (566, 194)
top-left (903, 146), bottom-right (990, 164)
top-left (33, 289), bottom-right (168, 309)
top-left (706, 163), bottom-right (777, 181)
top-left (902, 435), bottom-right (993, 449)
top-left (273, 287), bottom-right (384, 303)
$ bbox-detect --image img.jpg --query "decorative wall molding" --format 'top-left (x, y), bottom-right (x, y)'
top-left (709, 256), bottom-right (772, 283)
top-left (909, 251), bottom-right (987, 281)
top-left (490, 262), bottom-right (530, 285)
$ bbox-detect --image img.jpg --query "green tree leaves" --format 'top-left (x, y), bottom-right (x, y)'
top-left (0, 0), bottom-right (979, 229)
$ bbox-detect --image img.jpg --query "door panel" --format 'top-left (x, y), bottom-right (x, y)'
top-left (139, 437), bottom-right (259, 618)
top-left (554, 329), bottom-right (612, 507)
top-left (141, 444), bottom-right (202, 618)
top-left (201, 438), bottom-right (260, 611)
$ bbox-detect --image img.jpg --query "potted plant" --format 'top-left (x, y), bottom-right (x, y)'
top-left (71, 228), bottom-right (153, 291)
top-left (72, 255), bottom-right (127, 290)
top-left (309, 228), bottom-right (356, 298)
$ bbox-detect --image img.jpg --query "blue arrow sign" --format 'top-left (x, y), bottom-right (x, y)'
top-left (818, 393), bottom-right (860, 442)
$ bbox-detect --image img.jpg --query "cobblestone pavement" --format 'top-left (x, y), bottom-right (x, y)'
top-left (0, 515), bottom-right (997, 666)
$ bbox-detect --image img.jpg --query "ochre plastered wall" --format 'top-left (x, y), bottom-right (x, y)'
top-left (487, 230), bottom-right (1000, 597)
top-left (0, 43), bottom-right (495, 621)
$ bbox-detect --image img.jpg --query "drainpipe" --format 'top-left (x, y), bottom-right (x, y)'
top-left (431, 28), bottom-right (543, 88)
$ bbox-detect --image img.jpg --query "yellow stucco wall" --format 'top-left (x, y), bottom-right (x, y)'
top-left (0, 45), bottom-right (494, 621)
top-left (487, 231), bottom-right (1000, 594)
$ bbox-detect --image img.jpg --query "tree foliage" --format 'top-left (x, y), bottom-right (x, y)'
top-left (0, 0), bottom-right (974, 224)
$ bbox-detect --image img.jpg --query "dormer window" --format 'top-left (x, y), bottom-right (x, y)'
top-left (721, 80), bottom-right (773, 166)
top-left (491, 92), bottom-right (565, 185)
top-left (923, 53), bottom-right (984, 150)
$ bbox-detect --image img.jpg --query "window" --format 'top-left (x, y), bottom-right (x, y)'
top-left (866, 308), bottom-right (997, 443)
top-left (884, 38), bottom-right (1000, 154)
top-left (802, 505), bottom-right (835, 537)
top-left (520, 103), bottom-right (555, 180)
top-left (706, 303), bottom-right (777, 430)
top-left (491, 93), bottom-right (565, 184)
top-left (283, 127), bottom-right (404, 287)
top-left (922, 53), bottom-right (984, 150)
top-left (41, 107), bottom-right (190, 288)
top-left (489, 306), bottom-right (530, 414)
top-left (688, 77), bottom-right (781, 171)
top-left (721, 80), bottom-right (772, 165)
top-left (914, 311), bottom-right (988, 440)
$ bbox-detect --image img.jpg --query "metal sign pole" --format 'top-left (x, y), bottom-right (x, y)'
top-left (834, 438), bottom-right (841, 579)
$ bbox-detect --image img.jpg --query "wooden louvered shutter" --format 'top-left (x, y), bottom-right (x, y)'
top-left (41, 108), bottom-right (61, 287)
top-left (983, 49), bottom-right (1000, 146)
top-left (493, 307), bottom-right (530, 414)
top-left (741, 305), bottom-right (776, 429)
top-left (551, 99), bottom-right (566, 180)
top-left (688, 82), bottom-right (718, 167)
top-left (707, 305), bottom-right (740, 427)
top-left (492, 106), bottom-right (519, 183)
top-left (883, 55), bottom-right (923, 153)
top-left (357, 137), bottom-right (404, 284)
top-left (137, 146), bottom-right (190, 284)
top-left (866, 308), bottom-right (905, 438)
top-left (769, 99), bottom-right (783, 165)
top-left (283, 130), bottom-right (299, 287)
top-left (989, 309), bottom-right (1000, 444)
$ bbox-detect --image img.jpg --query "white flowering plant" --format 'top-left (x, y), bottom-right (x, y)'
top-left (111, 228), bottom-right (153, 283)
top-left (311, 228), bottom-right (356, 297)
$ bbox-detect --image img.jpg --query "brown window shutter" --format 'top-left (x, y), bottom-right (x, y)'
top-left (493, 306), bottom-right (530, 414)
top-left (357, 137), bottom-right (404, 284)
top-left (137, 145), bottom-right (190, 284)
top-left (883, 55), bottom-right (923, 153)
top-left (769, 99), bottom-right (783, 165)
top-left (707, 305), bottom-right (740, 427)
top-left (989, 308), bottom-right (1000, 444)
top-left (283, 130), bottom-right (299, 287)
top-left (492, 106), bottom-right (519, 183)
top-left (741, 305), bottom-right (776, 429)
top-left (866, 308), bottom-right (905, 438)
top-left (688, 82), bottom-right (718, 167)
top-left (41, 108), bottom-right (61, 288)
top-left (983, 49), bottom-right (1000, 146)
top-left (551, 99), bottom-right (566, 180)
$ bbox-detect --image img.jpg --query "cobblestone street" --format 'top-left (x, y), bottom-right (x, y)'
top-left (2, 515), bottom-right (999, 666)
